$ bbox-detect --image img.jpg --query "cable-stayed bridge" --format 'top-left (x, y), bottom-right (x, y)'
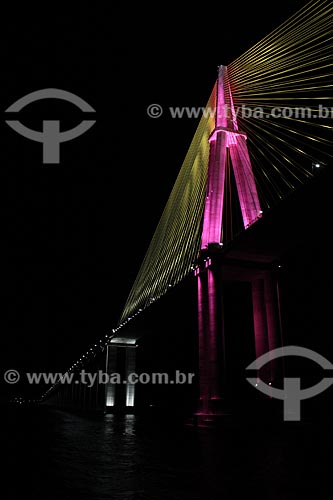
top-left (38, 1), bottom-right (333, 422)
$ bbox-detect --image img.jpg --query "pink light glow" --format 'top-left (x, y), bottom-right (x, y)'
top-left (229, 135), bottom-right (262, 228)
top-left (252, 279), bottom-right (269, 359)
top-left (264, 274), bottom-right (282, 383)
top-left (252, 277), bottom-right (283, 384)
top-left (207, 269), bottom-right (220, 400)
top-left (228, 80), bottom-right (239, 131)
top-left (216, 66), bottom-right (228, 128)
top-left (197, 269), bottom-right (222, 414)
top-left (197, 273), bottom-right (208, 413)
top-left (196, 66), bottom-right (271, 422)
top-left (201, 131), bottom-right (227, 247)
top-left (201, 66), bottom-right (262, 249)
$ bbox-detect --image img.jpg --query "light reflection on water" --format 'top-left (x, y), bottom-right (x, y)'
top-left (4, 406), bottom-right (332, 499)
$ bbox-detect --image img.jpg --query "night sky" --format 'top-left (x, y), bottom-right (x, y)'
top-left (1, 3), bottom-right (311, 400)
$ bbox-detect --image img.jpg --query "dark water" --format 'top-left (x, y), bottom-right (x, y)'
top-left (2, 406), bottom-right (333, 499)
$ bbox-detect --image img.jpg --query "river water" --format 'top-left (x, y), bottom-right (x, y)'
top-left (3, 405), bottom-right (332, 499)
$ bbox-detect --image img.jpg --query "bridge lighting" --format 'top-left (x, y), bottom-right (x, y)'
top-left (312, 161), bottom-right (325, 171)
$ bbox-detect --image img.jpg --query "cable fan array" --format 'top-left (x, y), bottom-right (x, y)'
top-left (118, 0), bottom-right (333, 324)
top-left (228, 0), bottom-right (333, 208)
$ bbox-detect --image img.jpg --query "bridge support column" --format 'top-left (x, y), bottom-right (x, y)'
top-left (105, 343), bottom-right (137, 410)
top-left (105, 345), bottom-right (117, 409)
top-left (252, 279), bottom-right (270, 384)
top-left (195, 266), bottom-right (229, 425)
top-left (264, 272), bottom-right (283, 384)
top-left (125, 346), bottom-right (136, 408)
top-left (252, 273), bottom-right (283, 385)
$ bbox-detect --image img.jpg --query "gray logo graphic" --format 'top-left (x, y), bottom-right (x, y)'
top-left (5, 89), bottom-right (96, 163)
top-left (246, 346), bottom-right (333, 421)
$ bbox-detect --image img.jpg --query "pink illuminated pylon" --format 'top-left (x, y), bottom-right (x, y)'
top-left (195, 67), bottom-right (271, 424)
top-left (201, 66), bottom-right (261, 249)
